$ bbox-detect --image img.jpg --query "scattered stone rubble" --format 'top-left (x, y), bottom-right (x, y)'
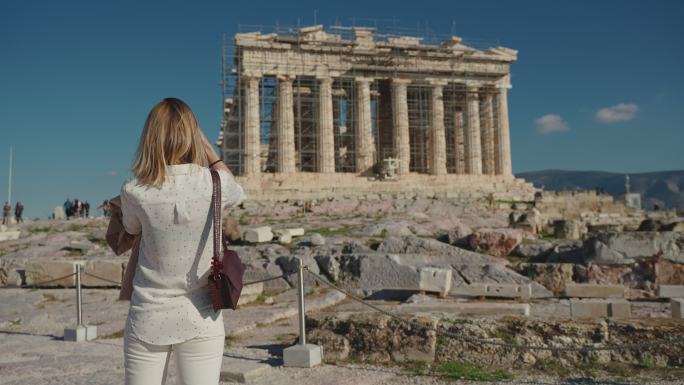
top-left (1, 192), bottom-right (684, 378)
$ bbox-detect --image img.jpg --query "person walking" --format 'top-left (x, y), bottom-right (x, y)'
top-left (2, 201), bottom-right (10, 225)
top-left (64, 199), bottom-right (73, 220)
top-left (14, 201), bottom-right (24, 223)
top-left (120, 98), bottom-right (245, 385)
top-left (84, 201), bottom-right (90, 218)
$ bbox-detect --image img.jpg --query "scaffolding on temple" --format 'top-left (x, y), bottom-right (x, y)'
top-left (217, 21), bottom-right (515, 179)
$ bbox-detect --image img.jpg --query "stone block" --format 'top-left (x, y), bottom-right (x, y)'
top-left (451, 283), bottom-right (531, 298)
top-left (243, 226), bottom-right (274, 243)
top-left (401, 301), bottom-right (530, 317)
top-left (238, 282), bottom-right (264, 305)
top-left (24, 261), bottom-right (76, 287)
top-left (277, 232), bottom-right (292, 244)
top-left (64, 324), bottom-right (97, 342)
top-left (485, 283), bottom-right (532, 298)
top-left (81, 260), bottom-right (123, 287)
top-left (564, 284), bottom-right (625, 298)
top-left (671, 299), bottom-right (683, 319)
top-left (288, 228), bottom-right (305, 237)
top-left (609, 301), bottom-right (631, 318)
top-left (220, 357), bottom-right (270, 383)
top-left (283, 343), bottom-right (323, 368)
top-left (274, 227), bottom-right (305, 239)
top-left (657, 285), bottom-right (684, 299)
top-left (359, 255), bottom-right (451, 295)
top-left (0, 230), bottom-right (21, 242)
top-left (419, 267), bottom-right (452, 296)
top-left (570, 299), bottom-right (631, 319)
top-left (54, 206), bottom-right (66, 220)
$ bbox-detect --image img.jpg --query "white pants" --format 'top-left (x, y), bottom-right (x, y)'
top-left (124, 331), bottom-right (224, 385)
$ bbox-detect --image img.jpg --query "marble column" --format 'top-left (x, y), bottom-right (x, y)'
top-left (428, 81), bottom-right (447, 175)
top-left (317, 77), bottom-right (335, 173)
top-left (453, 109), bottom-right (466, 174)
top-left (495, 84), bottom-right (513, 176)
top-left (243, 75), bottom-right (261, 176)
top-left (465, 86), bottom-right (482, 175)
top-left (355, 77), bottom-right (374, 172)
top-left (276, 75), bottom-right (296, 173)
top-left (480, 92), bottom-right (496, 175)
top-left (392, 78), bottom-right (411, 175)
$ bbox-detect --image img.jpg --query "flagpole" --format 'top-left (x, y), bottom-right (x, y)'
top-left (7, 146), bottom-right (12, 206)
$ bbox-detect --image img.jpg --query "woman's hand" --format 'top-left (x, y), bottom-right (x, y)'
top-left (200, 129), bottom-right (233, 176)
top-left (199, 130), bottom-right (219, 161)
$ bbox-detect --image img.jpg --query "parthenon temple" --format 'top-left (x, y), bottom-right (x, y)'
top-left (217, 25), bottom-right (535, 200)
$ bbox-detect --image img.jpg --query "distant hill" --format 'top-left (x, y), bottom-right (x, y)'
top-left (516, 169), bottom-right (684, 211)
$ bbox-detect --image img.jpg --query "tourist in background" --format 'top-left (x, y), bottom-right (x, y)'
top-left (63, 199), bottom-right (73, 220)
top-left (84, 201), bottom-right (90, 218)
top-left (98, 199), bottom-right (111, 217)
top-left (2, 202), bottom-right (10, 225)
top-left (14, 201), bottom-right (24, 223)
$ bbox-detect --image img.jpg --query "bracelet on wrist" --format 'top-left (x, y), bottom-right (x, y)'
top-left (208, 159), bottom-right (223, 168)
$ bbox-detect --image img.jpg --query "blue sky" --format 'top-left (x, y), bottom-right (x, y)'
top-left (1, 0), bottom-right (683, 218)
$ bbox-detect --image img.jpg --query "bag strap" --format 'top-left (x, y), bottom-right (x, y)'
top-left (210, 170), bottom-right (222, 271)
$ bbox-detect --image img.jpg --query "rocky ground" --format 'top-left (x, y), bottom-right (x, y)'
top-left (1, 196), bottom-right (683, 384)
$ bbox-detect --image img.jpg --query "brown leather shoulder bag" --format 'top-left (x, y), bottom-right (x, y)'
top-left (208, 169), bottom-right (244, 311)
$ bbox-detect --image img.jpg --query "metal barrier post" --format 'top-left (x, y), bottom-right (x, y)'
top-left (296, 257), bottom-right (306, 345)
top-left (282, 257), bottom-right (323, 368)
top-left (64, 262), bottom-right (97, 342)
top-left (76, 263), bottom-right (83, 326)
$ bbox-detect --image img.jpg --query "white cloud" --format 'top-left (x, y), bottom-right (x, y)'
top-left (595, 103), bottom-right (639, 123)
top-left (535, 114), bottom-right (569, 134)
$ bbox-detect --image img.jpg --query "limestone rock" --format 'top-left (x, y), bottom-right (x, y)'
top-left (546, 240), bottom-right (585, 263)
top-left (553, 219), bottom-right (583, 240)
top-left (662, 221), bottom-right (684, 232)
top-left (655, 258), bottom-right (684, 285)
top-left (377, 235), bottom-right (501, 264)
top-left (24, 261), bottom-right (76, 287)
top-left (436, 223), bottom-right (473, 247)
top-left (276, 254), bottom-right (321, 287)
top-left (358, 254), bottom-right (452, 296)
top-left (583, 232), bottom-right (684, 264)
top-left (277, 232), bottom-right (292, 244)
top-left (511, 239), bottom-right (554, 261)
top-left (243, 226), bottom-right (274, 243)
top-left (511, 263), bottom-right (574, 294)
top-left (314, 255), bottom-right (341, 281)
top-left (81, 260), bottom-right (124, 287)
top-left (0, 230), bottom-right (21, 242)
top-left (310, 233), bottom-right (326, 246)
top-left (222, 217), bottom-right (241, 242)
top-left (451, 263), bottom-right (553, 298)
top-left (465, 228), bottom-right (523, 257)
top-left (361, 219), bottom-right (413, 237)
top-left (307, 329), bottom-right (350, 361)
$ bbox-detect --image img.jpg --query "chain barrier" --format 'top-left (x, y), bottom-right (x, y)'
top-left (11, 270), bottom-right (294, 288)
top-left (82, 272), bottom-right (121, 285)
top-left (10, 265), bottom-right (681, 353)
top-left (81, 271), bottom-right (296, 287)
top-left (19, 271), bottom-right (78, 288)
top-left (304, 268), bottom-right (682, 353)
top-left (243, 272), bottom-right (296, 286)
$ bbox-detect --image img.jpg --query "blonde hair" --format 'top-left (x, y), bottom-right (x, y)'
top-left (132, 98), bottom-right (208, 185)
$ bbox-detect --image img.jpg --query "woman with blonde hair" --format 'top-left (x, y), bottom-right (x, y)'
top-left (121, 97), bottom-right (245, 385)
